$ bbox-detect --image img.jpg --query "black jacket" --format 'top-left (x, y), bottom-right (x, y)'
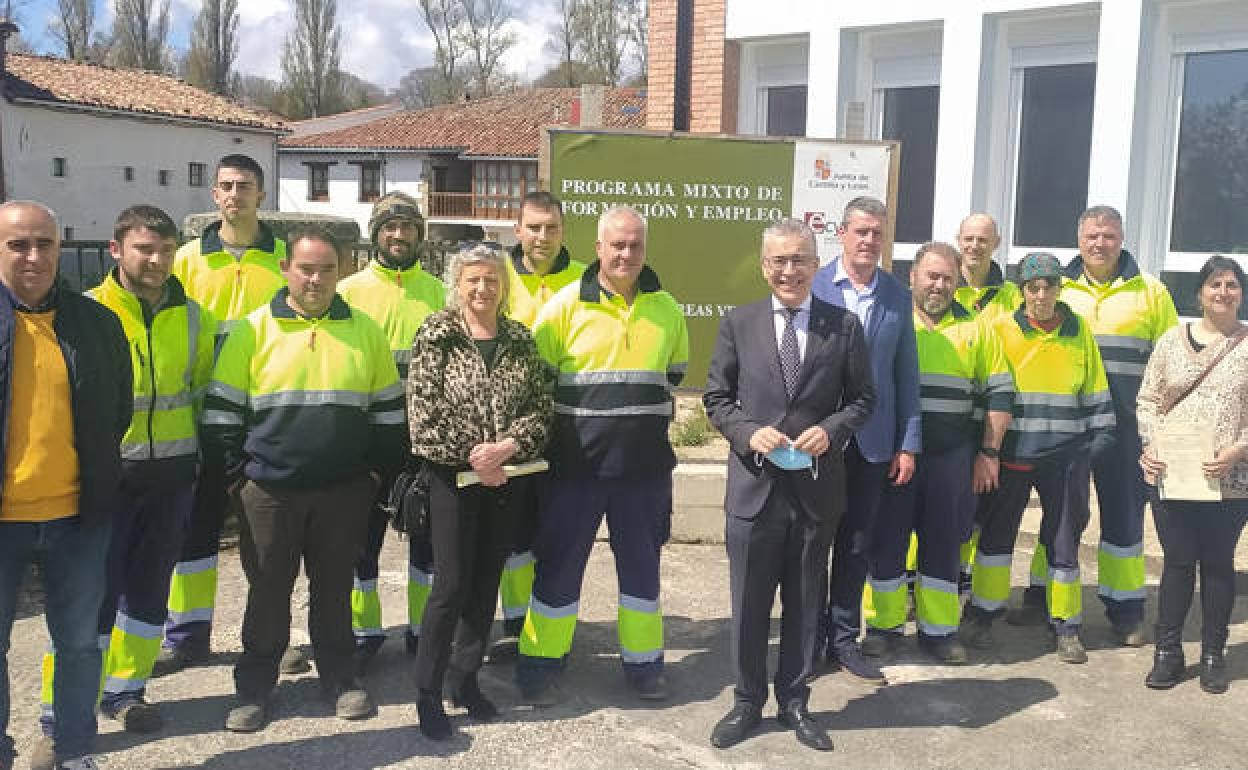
top-left (0, 282), bottom-right (132, 526)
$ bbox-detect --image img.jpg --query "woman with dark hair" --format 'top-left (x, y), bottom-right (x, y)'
top-left (1138, 255), bottom-right (1248, 694)
top-left (406, 242), bottom-right (553, 738)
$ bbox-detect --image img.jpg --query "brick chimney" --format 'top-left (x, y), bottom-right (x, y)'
top-left (0, 19), bottom-right (18, 78)
top-left (647, 1), bottom-right (736, 133)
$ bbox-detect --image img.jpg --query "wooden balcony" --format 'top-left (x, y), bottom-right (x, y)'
top-left (427, 192), bottom-right (521, 221)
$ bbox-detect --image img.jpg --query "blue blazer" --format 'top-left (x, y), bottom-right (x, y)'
top-left (811, 259), bottom-right (921, 463)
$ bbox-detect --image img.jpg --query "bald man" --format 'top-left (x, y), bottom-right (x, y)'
top-left (0, 202), bottom-right (131, 769)
top-left (954, 214), bottom-right (1021, 325)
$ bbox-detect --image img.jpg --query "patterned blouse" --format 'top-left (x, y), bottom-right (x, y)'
top-left (1136, 323), bottom-right (1248, 499)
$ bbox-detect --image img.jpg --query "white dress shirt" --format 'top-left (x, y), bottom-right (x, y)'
top-left (771, 294), bottom-right (812, 362)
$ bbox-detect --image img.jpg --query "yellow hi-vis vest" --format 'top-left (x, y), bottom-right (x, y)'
top-left (533, 262), bottom-right (689, 479)
top-left (955, 261), bottom-right (1023, 326)
top-left (1060, 250), bottom-right (1178, 419)
top-left (506, 245), bottom-right (587, 329)
top-left (338, 259), bottom-right (444, 377)
top-left (202, 289), bottom-right (404, 487)
top-left (914, 302), bottom-right (1013, 453)
top-left (173, 220), bottom-right (286, 339)
top-left (992, 302), bottom-right (1115, 463)
top-left (89, 271), bottom-right (216, 465)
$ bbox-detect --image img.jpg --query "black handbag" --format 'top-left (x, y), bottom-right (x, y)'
top-left (383, 461), bottom-right (431, 538)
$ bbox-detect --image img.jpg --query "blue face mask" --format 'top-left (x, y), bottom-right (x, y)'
top-left (766, 444), bottom-right (813, 471)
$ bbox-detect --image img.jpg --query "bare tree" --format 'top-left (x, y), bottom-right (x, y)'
top-left (48, 0), bottom-right (96, 61)
top-left (457, 0), bottom-right (514, 97)
top-left (110, 0), bottom-right (171, 72)
top-left (575, 0), bottom-right (626, 86)
top-left (417, 0), bottom-right (465, 104)
top-left (280, 0), bottom-right (344, 118)
top-left (186, 0), bottom-right (239, 96)
top-left (544, 0), bottom-right (582, 86)
top-left (622, 0), bottom-right (646, 79)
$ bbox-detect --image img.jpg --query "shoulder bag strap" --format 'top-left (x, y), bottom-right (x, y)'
top-left (1161, 328), bottom-right (1248, 417)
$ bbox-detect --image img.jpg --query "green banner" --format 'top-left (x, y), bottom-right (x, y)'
top-left (549, 130), bottom-right (795, 387)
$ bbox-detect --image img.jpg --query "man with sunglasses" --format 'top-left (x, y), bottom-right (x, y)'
top-left (160, 154), bottom-right (288, 675)
top-left (704, 218), bottom-right (874, 751)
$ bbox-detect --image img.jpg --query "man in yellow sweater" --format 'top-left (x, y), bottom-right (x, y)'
top-left (0, 201), bottom-right (131, 770)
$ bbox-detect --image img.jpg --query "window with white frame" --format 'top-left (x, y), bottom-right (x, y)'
top-left (1169, 48), bottom-right (1248, 255)
top-left (1011, 62), bottom-right (1096, 249)
top-left (737, 38), bottom-right (809, 136)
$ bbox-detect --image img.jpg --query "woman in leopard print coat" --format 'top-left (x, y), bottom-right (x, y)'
top-left (406, 242), bottom-right (553, 739)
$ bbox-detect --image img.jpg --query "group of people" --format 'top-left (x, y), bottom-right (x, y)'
top-left (0, 151), bottom-right (1242, 768)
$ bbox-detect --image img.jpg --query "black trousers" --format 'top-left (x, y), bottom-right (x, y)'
top-left (1152, 495), bottom-right (1248, 652)
top-left (234, 475), bottom-right (373, 699)
top-left (412, 466), bottom-right (521, 695)
top-left (727, 480), bottom-right (833, 709)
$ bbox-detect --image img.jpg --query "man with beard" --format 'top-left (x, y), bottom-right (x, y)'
top-left (339, 192), bottom-right (444, 670)
top-left (860, 242), bottom-right (1013, 664)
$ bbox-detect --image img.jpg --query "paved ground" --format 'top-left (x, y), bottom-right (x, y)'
top-left (6, 505), bottom-right (1248, 769)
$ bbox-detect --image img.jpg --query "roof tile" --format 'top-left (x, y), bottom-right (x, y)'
top-left (280, 87), bottom-right (646, 156)
top-left (3, 53), bottom-right (285, 131)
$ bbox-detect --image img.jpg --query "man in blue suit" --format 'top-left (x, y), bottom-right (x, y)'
top-left (812, 196), bottom-right (921, 685)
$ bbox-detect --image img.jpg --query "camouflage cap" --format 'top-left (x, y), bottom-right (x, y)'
top-left (1017, 252), bottom-right (1063, 284)
top-left (368, 191), bottom-right (426, 247)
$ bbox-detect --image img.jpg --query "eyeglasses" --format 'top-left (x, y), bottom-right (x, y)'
top-left (764, 254), bottom-right (818, 270)
top-left (215, 181), bottom-right (255, 193)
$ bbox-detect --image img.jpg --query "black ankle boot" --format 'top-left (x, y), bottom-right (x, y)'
top-left (1145, 648), bottom-right (1185, 689)
top-left (1200, 651), bottom-right (1229, 694)
top-left (417, 692), bottom-right (451, 740)
top-left (450, 671), bottom-right (499, 721)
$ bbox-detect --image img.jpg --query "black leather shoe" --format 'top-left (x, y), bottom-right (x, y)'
top-left (1144, 649), bottom-right (1185, 690)
top-left (1200, 652), bottom-right (1229, 694)
top-left (777, 704), bottom-right (833, 751)
top-left (417, 694), bottom-right (452, 740)
top-left (833, 646), bottom-right (887, 685)
top-left (709, 703), bottom-right (762, 749)
top-left (450, 672), bottom-right (500, 721)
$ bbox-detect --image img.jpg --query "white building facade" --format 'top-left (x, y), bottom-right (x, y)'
top-left (2, 102), bottom-right (278, 241)
top-left (696, 0), bottom-right (1248, 316)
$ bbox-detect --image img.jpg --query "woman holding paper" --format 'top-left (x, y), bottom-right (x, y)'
top-left (406, 242), bottom-right (553, 738)
top-left (1138, 255), bottom-right (1248, 694)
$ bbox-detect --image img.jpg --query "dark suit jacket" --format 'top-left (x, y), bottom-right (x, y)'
top-left (704, 296), bottom-right (875, 523)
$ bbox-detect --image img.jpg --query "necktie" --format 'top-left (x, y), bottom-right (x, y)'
top-left (780, 306), bottom-right (800, 398)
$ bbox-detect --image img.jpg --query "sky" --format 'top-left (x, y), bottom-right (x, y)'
top-left (10, 0), bottom-right (560, 90)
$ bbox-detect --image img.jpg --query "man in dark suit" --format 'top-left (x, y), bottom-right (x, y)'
top-left (812, 196), bottom-right (921, 685)
top-left (704, 219), bottom-right (875, 752)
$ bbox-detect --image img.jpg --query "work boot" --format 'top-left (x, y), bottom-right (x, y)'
top-left (354, 636), bottom-right (385, 676)
top-left (919, 634), bottom-right (969, 664)
top-left (333, 686), bottom-right (376, 720)
top-left (630, 672), bottom-right (669, 701)
top-left (960, 614), bottom-right (995, 650)
top-left (103, 697), bottom-right (164, 733)
top-left (860, 630), bottom-right (900, 658)
top-left (56, 757), bottom-right (101, 770)
top-left (1112, 623), bottom-right (1147, 648)
top-left (151, 637), bottom-right (212, 677)
top-left (450, 671), bottom-right (499, 721)
top-left (280, 646), bottom-right (312, 675)
top-left (224, 699), bottom-right (268, 733)
top-left (488, 635), bottom-right (520, 663)
top-left (1144, 625), bottom-right (1184, 690)
top-left (1200, 651), bottom-right (1229, 694)
top-left (1054, 633), bottom-right (1088, 664)
top-left (1005, 603), bottom-right (1047, 627)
